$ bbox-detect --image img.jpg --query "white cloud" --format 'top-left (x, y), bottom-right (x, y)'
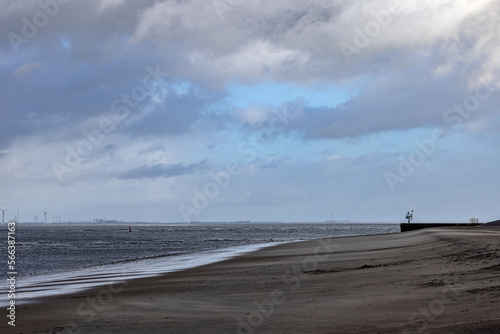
top-left (326, 155), bottom-right (342, 161)
top-left (2, 0), bottom-right (500, 222)
top-left (237, 107), bottom-right (268, 126)
top-left (188, 39), bottom-right (311, 84)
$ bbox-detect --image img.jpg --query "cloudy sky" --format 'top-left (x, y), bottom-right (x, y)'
top-left (1, 0), bottom-right (499, 223)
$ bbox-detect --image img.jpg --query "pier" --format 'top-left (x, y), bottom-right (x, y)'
top-left (400, 223), bottom-right (482, 232)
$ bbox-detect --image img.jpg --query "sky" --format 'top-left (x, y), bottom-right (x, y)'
top-left (1, 0), bottom-right (499, 224)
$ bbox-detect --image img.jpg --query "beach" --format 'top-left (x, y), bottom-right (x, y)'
top-left (6, 227), bottom-right (500, 333)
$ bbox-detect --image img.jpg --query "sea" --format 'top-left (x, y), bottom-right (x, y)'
top-left (0, 223), bottom-right (398, 306)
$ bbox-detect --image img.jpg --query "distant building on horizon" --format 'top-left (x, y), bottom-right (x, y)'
top-left (94, 219), bottom-right (119, 224)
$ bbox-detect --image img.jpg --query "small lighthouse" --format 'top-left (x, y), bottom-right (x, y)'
top-left (405, 210), bottom-right (413, 224)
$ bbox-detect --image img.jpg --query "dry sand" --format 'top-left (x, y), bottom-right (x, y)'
top-left (5, 227), bottom-right (500, 334)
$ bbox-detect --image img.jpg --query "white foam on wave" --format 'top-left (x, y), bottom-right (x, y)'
top-left (0, 242), bottom-right (283, 306)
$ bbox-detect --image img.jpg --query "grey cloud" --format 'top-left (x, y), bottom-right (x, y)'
top-left (2, 0), bottom-right (500, 151)
top-left (283, 70), bottom-right (500, 139)
top-left (122, 84), bottom-right (224, 137)
top-left (130, 0), bottom-right (500, 84)
top-left (117, 160), bottom-right (208, 180)
top-left (0, 0), bottom-right (160, 148)
top-left (0, 1), bottom-right (155, 53)
top-left (0, 58), bottom-right (156, 148)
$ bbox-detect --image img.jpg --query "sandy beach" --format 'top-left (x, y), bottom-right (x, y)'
top-left (5, 227), bottom-right (500, 334)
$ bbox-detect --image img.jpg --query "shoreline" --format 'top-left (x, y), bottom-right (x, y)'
top-left (2, 224), bottom-right (399, 307)
top-left (0, 241), bottom-right (287, 307)
top-left (3, 223), bottom-right (399, 280)
top-left (5, 227), bottom-right (500, 333)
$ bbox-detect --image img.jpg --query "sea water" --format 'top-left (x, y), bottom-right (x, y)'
top-left (0, 223), bottom-right (398, 305)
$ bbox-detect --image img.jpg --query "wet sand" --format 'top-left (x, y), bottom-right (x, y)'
top-left (5, 227), bottom-right (500, 333)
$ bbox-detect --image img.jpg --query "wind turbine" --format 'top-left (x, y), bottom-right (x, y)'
top-left (330, 212), bottom-right (335, 222)
top-left (43, 209), bottom-right (48, 224)
top-left (0, 209), bottom-right (6, 225)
